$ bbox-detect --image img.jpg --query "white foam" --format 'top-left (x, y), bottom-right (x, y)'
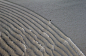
top-left (48, 21), bottom-right (51, 24)
top-left (22, 28), bottom-right (25, 31)
top-left (36, 41), bottom-right (38, 44)
top-left (39, 44), bottom-right (42, 46)
top-left (64, 40), bottom-right (69, 45)
top-left (23, 44), bottom-right (27, 52)
top-left (40, 46), bottom-right (45, 52)
top-left (19, 34), bottom-right (24, 39)
top-left (43, 32), bottom-right (49, 37)
top-left (66, 38), bottom-right (85, 56)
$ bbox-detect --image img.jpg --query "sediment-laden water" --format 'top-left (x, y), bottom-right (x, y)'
top-left (0, 0), bottom-right (85, 56)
